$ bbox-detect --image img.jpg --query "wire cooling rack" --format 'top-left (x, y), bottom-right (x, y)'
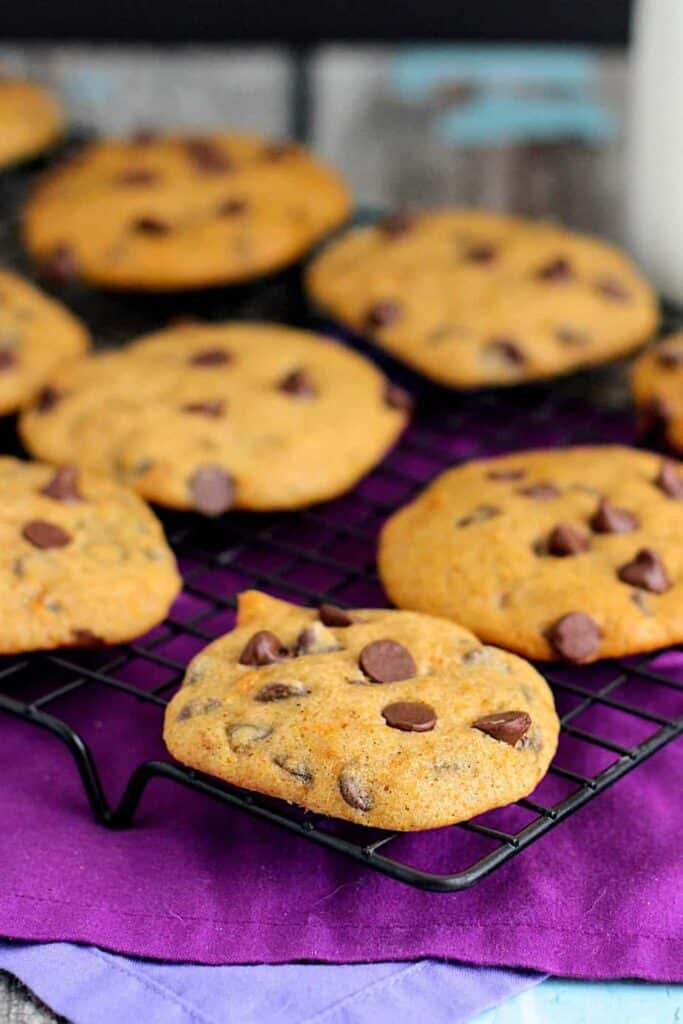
top-left (0, 145), bottom-right (681, 891)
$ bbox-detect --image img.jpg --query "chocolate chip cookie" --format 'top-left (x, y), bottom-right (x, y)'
top-left (163, 591), bottom-right (559, 831)
top-left (0, 77), bottom-right (64, 168)
top-left (20, 322), bottom-right (410, 514)
top-left (306, 209), bottom-right (659, 387)
top-left (0, 268), bottom-right (89, 414)
top-left (23, 132), bottom-right (351, 289)
top-left (632, 332), bottom-right (683, 449)
top-left (379, 446), bottom-right (683, 662)
top-left (0, 457), bottom-right (180, 652)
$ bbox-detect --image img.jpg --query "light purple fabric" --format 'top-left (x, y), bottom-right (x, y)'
top-left (0, 943), bottom-right (543, 1024)
top-left (0, 395), bottom-right (680, 981)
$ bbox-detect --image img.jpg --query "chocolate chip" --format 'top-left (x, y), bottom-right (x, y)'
top-left (185, 138), bottom-right (232, 173)
top-left (656, 459), bottom-right (683, 499)
top-left (384, 382), bottom-right (414, 414)
top-left (556, 325), bottom-right (590, 346)
top-left (177, 697), bottom-right (222, 721)
top-left (132, 216), bottom-right (171, 235)
top-left (278, 368), bottom-right (316, 399)
top-left (41, 466), bottom-right (82, 503)
top-left (487, 468), bottom-right (526, 481)
top-left (457, 504), bottom-right (500, 527)
top-left (473, 710), bottom-right (531, 745)
top-left (381, 700), bottom-right (436, 732)
top-left (182, 400), bottom-right (225, 418)
top-left (518, 482), bottom-right (560, 500)
top-left (227, 723), bottom-right (272, 752)
top-left (486, 338), bottom-right (525, 365)
top-left (597, 276), bottom-right (630, 302)
top-left (339, 771), bottom-right (373, 812)
top-left (617, 548), bottom-right (671, 593)
top-left (256, 681), bottom-right (309, 702)
top-left (272, 755), bottom-right (313, 784)
top-left (188, 466), bottom-right (234, 516)
top-left (359, 639), bottom-right (416, 683)
top-left (34, 386), bottom-right (62, 414)
top-left (465, 243), bottom-right (496, 263)
top-left (319, 603), bottom-right (354, 627)
top-left (44, 244), bottom-right (78, 283)
top-left (239, 630), bottom-right (289, 666)
top-left (71, 628), bottom-right (105, 648)
top-left (548, 612), bottom-right (600, 663)
top-left (547, 523), bottom-right (589, 556)
top-left (366, 300), bottom-right (402, 329)
top-left (116, 168), bottom-right (159, 186)
top-left (379, 210), bottom-right (415, 237)
top-left (22, 520), bottom-right (71, 549)
top-left (0, 350), bottom-right (16, 370)
top-left (656, 344), bottom-right (683, 368)
top-left (537, 257), bottom-right (573, 282)
top-left (217, 198), bottom-right (247, 216)
top-left (590, 498), bottom-right (638, 534)
top-left (294, 623), bottom-right (339, 655)
top-left (190, 348), bottom-right (233, 367)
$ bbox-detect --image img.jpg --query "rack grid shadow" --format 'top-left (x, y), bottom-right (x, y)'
top-left (0, 150), bottom-right (681, 892)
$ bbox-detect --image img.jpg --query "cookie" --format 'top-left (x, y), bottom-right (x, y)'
top-left (379, 446), bottom-right (683, 662)
top-left (0, 268), bottom-right (89, 414)
top-left (163, 591), bottom-right (559, 831)
top-left (0, 77), bottom-right (64, 168)
top-left (19, 321), bottom-right (410, 514)
top-left (22, 132), bottom-right (351, 290)
top-left (306, 209), bottom-right (659, 388)
top-left (631, 332), bottom-right (683, 449)
top-left (0, 457), bottom-right (180, 652)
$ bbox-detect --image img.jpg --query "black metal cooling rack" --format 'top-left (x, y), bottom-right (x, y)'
top-left (0, 143), bottom-right (681, 892)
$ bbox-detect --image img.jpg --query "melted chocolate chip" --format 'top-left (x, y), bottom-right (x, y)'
top-left (188, 466), bottom-right (234, 516)
top-left (486, 338), bottom-right (526, 365)
top-left (548, 612), bottom-right (600, 663)
top-left (382, 700), bottom-right (436, 732)
top-left (366, 300), bottom-right (402, 329)
top-left (556, 325), bottom-right (590, 346)
top-left (338, 771), bottom-right (373, 812)
top-left (597, 277), bottom-right (630, 302)
top-left (656, 459), bottom-right (683, 498)
top-left (465, 243), bottom-right (496, 263)
top-left (487, 468), bottom-right (526, 481)
top-left (41, 466), bottom-right (82, 503)
top-left (537, 257), bottom-right (573, 282)
top-left (272, 755), bottom-right (313, 784)
top-left (34, 386), bottom-right (63, 414)
top-left (71, 628), bottom-right (105, 648)
top-left (181, 400), bottom-right (225, 418)
top-left (547, 523), bottom-right (589, 556)
top-left (239, 630), bottom-right (288, 667)
top-left (319, 603), bottom-right (354, 627)
top-left (590, 498), bottom-right (638, 534)
top-left (22, 520), bottom-right (71, 549)
top-left (278, 368), bottom-right (317, 399)
top-left (255, 681), bottom-right (309, 702)
top-left (472, 710), bottom-right (531, 746)
top-left (384, 382), bottom-right (414, 413)
top-left (617, 548), bottom-right (671, 593)
top-left (294, 623), bottom-right (339, 655)
top-left (359, 639), bottom-right (416, 683)
top-left (190, 348), bottom-right (233, 367)
top-left (379, 210), bottom-right (415, 237)
top-left (185, 138), bottom-right (233, 173)
top-left (116, 168), bottom-right (159, 186)
top-left (132, 216), bottom-right (171, 235)
top-left (263, 142), bottom-right (294, 161)
top-left (0, 349), bottom-right (16, 371)
top-left (457, 504), bottom-right (500, 527)
top-left (227, 723), bottom-right (272, 752)
top-left (518, 482), bottom-right (560, 500)
top-left (44, 244), bottom-right (78, 283)
top-left (656, 344), bottom-right (683, 368)
top-left (177, 697), bottom-right (222, 721)
top-left (217, 198), bottom-right (247, 216)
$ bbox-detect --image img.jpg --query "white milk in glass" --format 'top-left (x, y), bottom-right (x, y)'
top-left (628, 0), bottom-right (683, 303)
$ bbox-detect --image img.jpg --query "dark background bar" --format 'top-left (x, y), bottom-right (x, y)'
top-left (2, 0), bottom-right (632, 44)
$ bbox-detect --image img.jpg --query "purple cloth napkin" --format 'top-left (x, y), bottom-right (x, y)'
top-left (0, 943), bottom-right (543, 1024)
top-left (0, 396), bottom-right (680, 981)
